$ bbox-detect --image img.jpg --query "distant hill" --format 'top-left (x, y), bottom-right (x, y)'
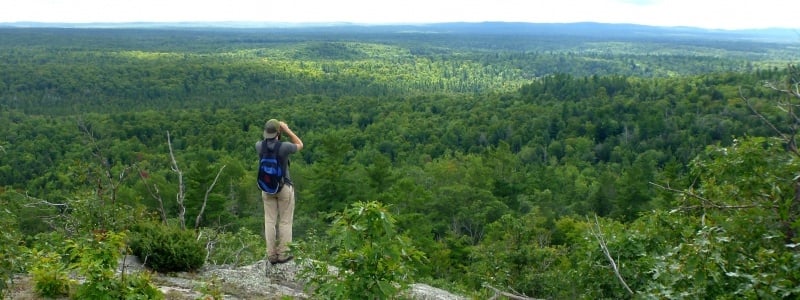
top-left (423, 22), bottom-right (797, 42)
top-left (1, 21), bottom-right (796, 43)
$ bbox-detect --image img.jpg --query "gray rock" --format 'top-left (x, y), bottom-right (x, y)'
top-left (114, 257), bottom-right (465, 299)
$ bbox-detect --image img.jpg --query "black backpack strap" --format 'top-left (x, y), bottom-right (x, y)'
top-left (259, 139), bottom-right (268, 157)
top-left (272, 141), bottom-right (281, 158)
top-left (260, 140), bottom-right (281, 157)
top-left (272, 142), bottom-right (285, 187)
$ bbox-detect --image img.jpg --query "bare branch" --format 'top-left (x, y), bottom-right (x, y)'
top-left (741, 87), bottom-right (792, 144)
top-left (650, 182), bottom-right (779, 211)
top-left (671, 204), bottom-right (777, 211)
top-left (588, 215), bottom-right (634, 296)
top-left (764, 77), bottom-right (800, 99)
top-left (482, 283), bottom-right (544, 300)
top-left (230, 237), bottom-right (252, 266)
top-left (739, 65), bottom-right (800, 242)
top-left (108, 165), bottom-right (133, 205)
top-left (10, 191), bottom-right (75, 233)
top-left (756, 67), bottom-right (800, 155)
top-left (196, 230), bottom-right (216, 264)
top-left (167, 131), bottom-right (186, 230)
top-left (78, 119), bottom-right (104, 163)
top-left (649, 181), bottom-right (718, 206)
top-left (21, 191), bottom-right (68, 209)
top-left (78, 119), bottom-right (133, 206)
top-left (195, 165), bottom-right (227, 229)
top-left (137, 167), bottom-right (167, 225)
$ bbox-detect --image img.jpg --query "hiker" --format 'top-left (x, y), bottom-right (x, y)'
top-left (256, 119), bottom-right (303, 264)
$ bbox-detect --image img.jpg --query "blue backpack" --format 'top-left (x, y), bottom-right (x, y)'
top-left (257, 141), bottom-right (284, 194)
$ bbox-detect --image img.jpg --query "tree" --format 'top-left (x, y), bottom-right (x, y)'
top-left (469, 211), bottom-right (565, 298)
top-left (306, 131), bottom-right (357, 214)
top-left (744, 64), bottom-right (800, 241)
top-left (636, 66), bottom-right (800, 297)
top-left (646, 137), bottom-right (800, 298)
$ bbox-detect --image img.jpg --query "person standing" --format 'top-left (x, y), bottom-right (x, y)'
top-left (256, 119), bottom-right (303, 264)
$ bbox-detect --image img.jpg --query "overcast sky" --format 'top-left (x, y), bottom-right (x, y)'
top-left (0, 0), bottom-right (797, 30)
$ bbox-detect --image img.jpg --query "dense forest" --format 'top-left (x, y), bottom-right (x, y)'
top-left (1, 23), bottom-right (799, 299)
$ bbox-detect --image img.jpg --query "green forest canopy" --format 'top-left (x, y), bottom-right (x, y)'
top-left (1, 24), bottom-right (799, 298)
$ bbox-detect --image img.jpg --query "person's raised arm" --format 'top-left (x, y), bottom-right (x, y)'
top-left (280, 121), bottom-right (303, 151)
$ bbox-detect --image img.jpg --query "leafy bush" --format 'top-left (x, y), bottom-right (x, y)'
top-left (0, 205), bottom-right (23, 298)
top-left (641, 137), bottom-right (800, 298)
top-left (129, 221), bottom-right (206, 273)
top-left (196, 275), bottom-right (224, 300)
top-left (121, 271), bottom-right (163, 300)
top-left (70, 230), bottom-right (163, 300)
top-left (297, 201), bottom-right (425, 299)
top-left (468, 212), bottom-right (568, 298)
top-left (30, 250), bottom-right (71, 298)
top-left (199, 227), bottom-right (266, 266)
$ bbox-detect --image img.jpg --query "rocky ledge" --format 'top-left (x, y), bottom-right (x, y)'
top-left (6, 255), bottom-right (466, 299)
top-left (140, 255), bottom-right (466, 300)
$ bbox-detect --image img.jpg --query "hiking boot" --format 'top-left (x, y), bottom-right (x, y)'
top-left (268, 254), bottom-right (280, 264)
top-left (275, 254), bottom-right (294, 264)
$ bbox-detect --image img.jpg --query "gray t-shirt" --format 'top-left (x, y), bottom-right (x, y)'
top-left (255, 139), bottom-right (298, 185)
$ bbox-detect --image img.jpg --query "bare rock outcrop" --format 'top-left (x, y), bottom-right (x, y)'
top-left (120, 256), bottom-right (467, 299)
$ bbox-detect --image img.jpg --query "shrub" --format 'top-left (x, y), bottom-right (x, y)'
top-left (196, 275), bottom-right (224, 300)
top-left (122, 271), bottom-right (163, 300)
top-left (30, 250), bottom-right (71, 298)
top-left (0, 205), bottom-right (23, 298)
top-left (70, 230), bottom-right (164, 300)
top-left (129, 221), bottom-right (206, 273)
top-left (199, 227), bottom-right (265, 266)
top-left (297, 201), bottom-right (425, 299)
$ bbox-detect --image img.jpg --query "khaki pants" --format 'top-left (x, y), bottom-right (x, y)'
top-left (262, 184), bottom-right (295, 260)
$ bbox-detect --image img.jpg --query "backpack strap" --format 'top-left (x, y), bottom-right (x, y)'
top-left (260, 140), bottom-right (282, 157)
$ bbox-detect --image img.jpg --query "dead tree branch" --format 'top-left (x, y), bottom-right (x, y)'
top-left (763, 68), bottom-right (800, 100)
top-left (482, 283), bottom-right (544, 300)
top-left (194, 165), bottom-right (227, 229)
top-left (229, 237), bottom-right (251, 266)
top-left (20, 191), bottom-right (68, 209)
top-left (741, 87), bottom-right (795, 154)
top-left (137, 167), bottom-right (167, 225)
top-left (196, 230), bottom-right (217, 264)
top-left (650, 182), bottom-right (778, 211)
top-left (78, 120), bottom-right (132, 205)
top-left (167, 131), bottom-right (187, 230)
top-left (746, 65), bottom-right (800, 156)
top-left (14, 191), bottom-right (74, 233)
top-left (649, 182), bottom-right (716, 206)
top-left (589, 214), bottom-right (634, 296)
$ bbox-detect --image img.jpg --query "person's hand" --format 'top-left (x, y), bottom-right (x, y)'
top-left (279, 121), bottom-right (289, 131)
